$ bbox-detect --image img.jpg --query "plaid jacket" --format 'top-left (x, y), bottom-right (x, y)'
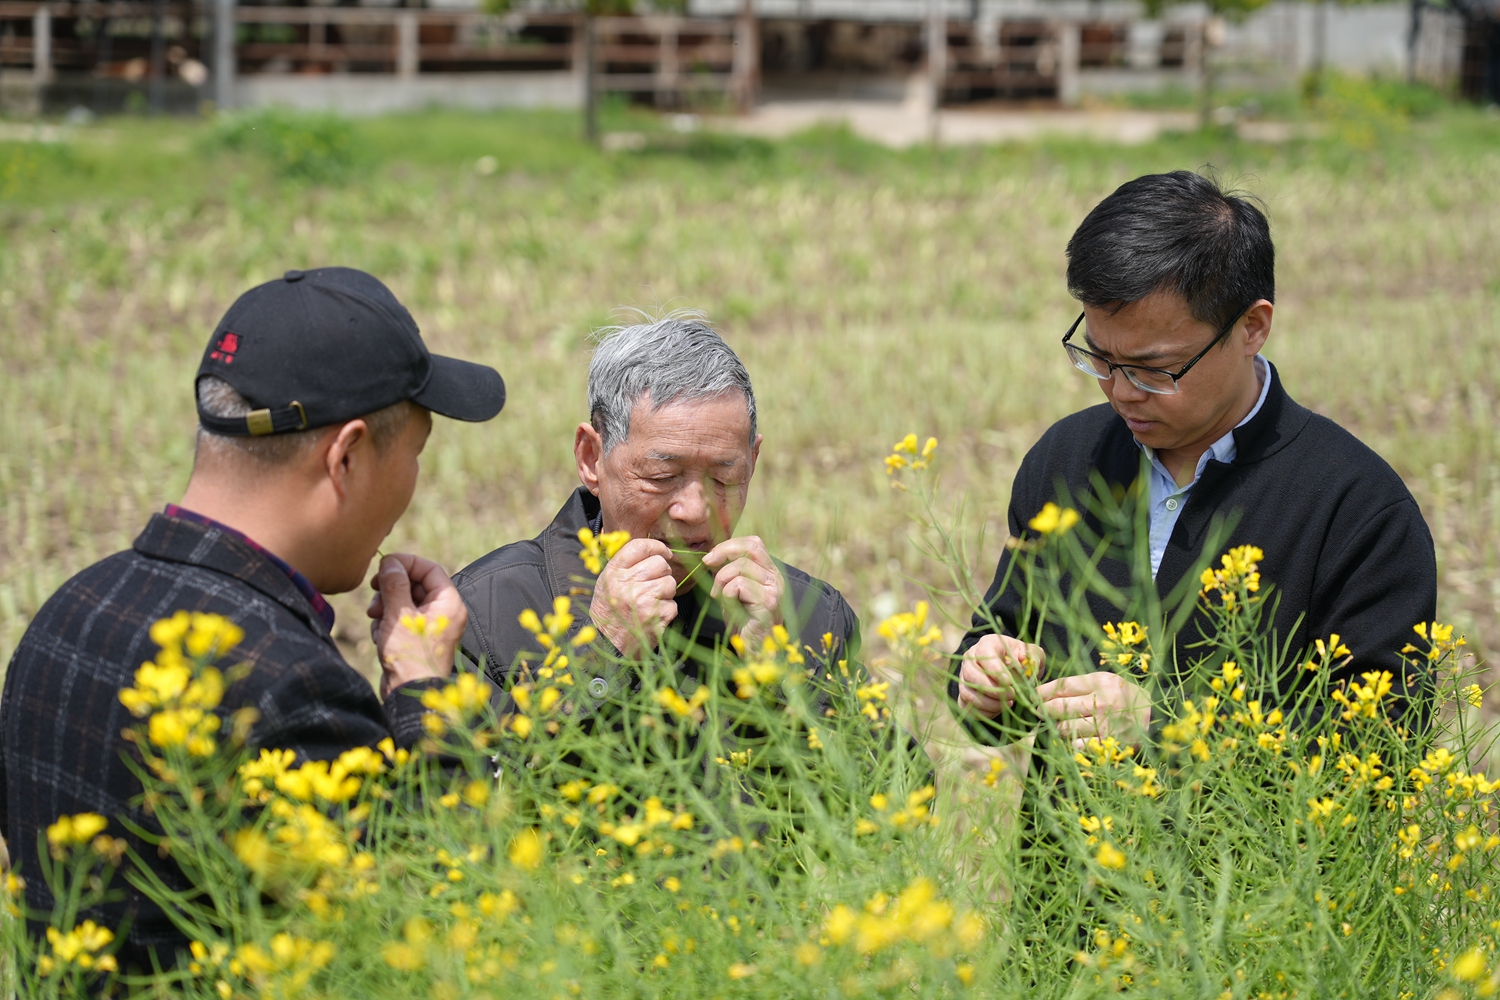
top-left (0, 513), bottom-right (442, 970)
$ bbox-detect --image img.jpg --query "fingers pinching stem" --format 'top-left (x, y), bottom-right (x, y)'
top-left (372, 553), bottom-right (465, 699)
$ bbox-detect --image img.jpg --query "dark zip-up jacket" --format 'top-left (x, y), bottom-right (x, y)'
top-left (0, 514), bottom-right (444, 970)
top-left (950, 363), bottom-right (1438, 742)
top-left (453, 487), bottom-right (861, 710)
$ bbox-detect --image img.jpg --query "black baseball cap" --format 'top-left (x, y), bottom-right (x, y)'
top-left (196, 267), bottom-right (505, 436)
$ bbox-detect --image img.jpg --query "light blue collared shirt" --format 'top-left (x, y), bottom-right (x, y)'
top-left (1140, 356), bottom-right (1271, 578)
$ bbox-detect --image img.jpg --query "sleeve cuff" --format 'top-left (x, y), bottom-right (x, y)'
top-left (383, 677), bottom-right (449, 749)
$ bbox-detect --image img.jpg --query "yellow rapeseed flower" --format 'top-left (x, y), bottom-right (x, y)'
top-left (1451, 948), bottom-right (1487, 982)
top-left (1028, 502), bottom-right (1080, 537)
top-left (877, 601), bottom-right (943, 654)
top-left (517, 595), bottom-right (598, 681)
top-left (655, 685), bottom-right (711, 719)
top-left (1405, 621), bottom-right (1467, 663)
top-left (577, 527), bottom-right (631, 575)
top-left (1199, 545), bottom-right (1264, 609)
top-left (237, 934), bottom-right (335, 991)
top-left (420, 672), bottom-right (489, 728)
top-left (955, 912), bottom-right (985, 950)
top-left (1095, 842), bottom-right (1127, 870)
top-left (824, 905), bottom-right (858, 945)
top-left (381, 941), bottom-right (425, 971)
top-left (982, 757), bottom-right (1007, 787)
top-left (1331, 670), bottom-right (1394, 722)
top-left (883, 433), bottom-right (938, 484)
top-left (820, 878), bottom-right (973, 959)
top-left (508, 828), bottom-right (545, 870)
top-left (239, 748), bottom-right (298, 800)
top-left (1100, 621), bottom-right (1150, 674)
top-left (478, 889), bottom-right (521, 918)
top-left (37, 921), bottom-right (117, 976)
top-left (46, 813), bottom-right (108, 851)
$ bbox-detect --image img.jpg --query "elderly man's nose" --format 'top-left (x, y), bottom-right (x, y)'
top-left (670, 479), bottom-right (710, 526)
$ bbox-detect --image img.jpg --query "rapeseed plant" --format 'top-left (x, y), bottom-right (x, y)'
top-left (4, 476), bottom-right (1496, 1000)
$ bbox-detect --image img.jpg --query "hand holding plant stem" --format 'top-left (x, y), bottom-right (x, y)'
top-left (588, 537), bottom-right (678, 658)
top-left (702, 535), bottom-right (786, 653)
top-left (366, 553), bottom-right (466, 698)
top-left (1037, 671), bottom-right (1153, 747)
top-left (957, 633), bottom-right (1045, 717)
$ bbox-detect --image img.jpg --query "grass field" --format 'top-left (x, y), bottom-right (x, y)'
top-left (5, 85), bottom-right (1500, 1000)
top-left (2, 87), bottom-right (1497, 700)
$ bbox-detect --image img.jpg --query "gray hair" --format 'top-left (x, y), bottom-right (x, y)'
top-left (195, 375), bottom-right (418, 467)
top-left (588, 313), bottom-right (757, 453)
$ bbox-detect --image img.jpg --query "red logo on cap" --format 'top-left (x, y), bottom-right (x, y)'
top-left (209, 332), bottom-right (240, 365)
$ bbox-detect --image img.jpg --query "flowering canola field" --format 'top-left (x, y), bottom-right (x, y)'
top-left (2, 97), bottom-right (1499, 997)
top-left (9, 453), bottom-right (1499, 999)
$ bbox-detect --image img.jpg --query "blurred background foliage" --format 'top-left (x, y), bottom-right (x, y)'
top-left (0, 77), bottom-right (1496, 713)
top-left (203, 107), bottom-right (361, 183)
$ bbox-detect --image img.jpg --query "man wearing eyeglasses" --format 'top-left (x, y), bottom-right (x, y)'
top-left (952, 170), bottom-right (1437, 747)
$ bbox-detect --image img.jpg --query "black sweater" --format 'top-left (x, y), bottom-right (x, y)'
top-left (950, 363), bottom-right (1438, 742)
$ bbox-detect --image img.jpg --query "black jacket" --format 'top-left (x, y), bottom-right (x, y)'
top-left (0, 514), bottom-right (443, 968)
top-left (951, 363), bottom-right (1438, 742)
top-left (453, 487), bottom-right (861, 707)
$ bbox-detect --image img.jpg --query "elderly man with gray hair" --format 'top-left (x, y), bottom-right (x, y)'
top-left (453, 314), bottom-right (859, 702)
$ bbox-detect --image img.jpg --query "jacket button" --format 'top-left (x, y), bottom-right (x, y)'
top-left (588, 677), bottom-right (609, 698)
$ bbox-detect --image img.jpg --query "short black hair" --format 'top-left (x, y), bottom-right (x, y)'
top-left (1065, 170), bottom-right (1274, 332)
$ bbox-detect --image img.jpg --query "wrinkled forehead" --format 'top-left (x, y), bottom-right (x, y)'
top-left (617, 392), bottom-right (756, 468)
top-left (1082, 293), bottom-right (1217, 363)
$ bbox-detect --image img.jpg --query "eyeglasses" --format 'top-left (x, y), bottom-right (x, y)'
top-left (1062, 310), bottom-right (1244, 395)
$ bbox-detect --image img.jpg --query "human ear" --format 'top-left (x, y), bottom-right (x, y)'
top-left (1242, 300), bottom-right (1273, 355)
top-left (324, 419), bottom-right (371, 503)
top-left (748, 434), bottom-right (762, 477)
top-left (575, 423), bottom-right (605, 495)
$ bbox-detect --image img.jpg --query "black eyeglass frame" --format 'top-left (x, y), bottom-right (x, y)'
top-left (1061, 309), bottom-right (1245, 395)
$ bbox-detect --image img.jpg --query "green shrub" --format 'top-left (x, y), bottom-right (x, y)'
top-left (206, 107), bottom-right (362, 182)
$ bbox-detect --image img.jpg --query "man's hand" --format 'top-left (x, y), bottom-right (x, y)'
top-left (1038, 671), bottom-right (1152, 746)
top-left (702, 536), bottom-right (785, 651)
top-left (957, 634), bottom-right (1044, 719)
top-left (589, 538), bottom-right (678, 658)
top-left (366, 553), bottom-right (467, 700)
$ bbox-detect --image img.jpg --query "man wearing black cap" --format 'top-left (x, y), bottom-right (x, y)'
top-left (0, 267), bottom-right (506, 971)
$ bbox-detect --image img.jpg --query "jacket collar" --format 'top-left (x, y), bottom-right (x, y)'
top-left (1227, 361), bottom-right (1311, 466)
top-left (132, 513), bottom-right (335, 642)
top-left (539, 487), bottom-right (603, 603)
top-left (1097, 360), bottom-right (1310, 485)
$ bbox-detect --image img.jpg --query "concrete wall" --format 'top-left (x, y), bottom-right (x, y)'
top-left (1224, 2), bottom-right (1415, 75)
top-left (236, 71), bottom-right (582, 114)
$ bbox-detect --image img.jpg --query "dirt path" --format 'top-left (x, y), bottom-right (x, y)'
top-left (715, 99), bottom-right (1200, 148)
